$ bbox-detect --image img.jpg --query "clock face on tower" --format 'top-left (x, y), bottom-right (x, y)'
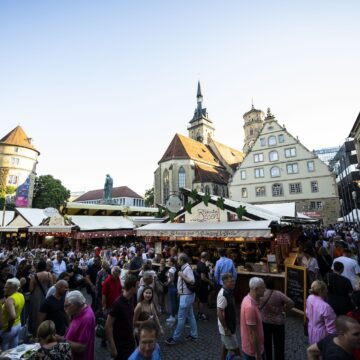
top-left (165, 195), bottom-right (183, 213)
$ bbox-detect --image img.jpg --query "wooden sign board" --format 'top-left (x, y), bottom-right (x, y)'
top-left (285, 265), bottom-right (307, 317)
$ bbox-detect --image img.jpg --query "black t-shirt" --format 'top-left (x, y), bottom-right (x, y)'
top-left (40, 295), bottom-right (67, 335)
top-left (86, 263), bottom-right (101, 285)
top-left (317, 335), bottom-right (354, 360)
top-left (109, 295), bottom-right (135, 350)
top-left (327, 273), bottom-right (353, 316)
top-left (130, 256), bottom-right (143, 277)
top-left (196, 261), bottom-right (209, 287)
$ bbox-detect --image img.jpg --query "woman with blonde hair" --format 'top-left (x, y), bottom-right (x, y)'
top-left (0, 278), bottom-right (25, 350)
top-left (29, 320), bottom-right (71, 360)
top-left (306, 280), bottom-right (336, 345)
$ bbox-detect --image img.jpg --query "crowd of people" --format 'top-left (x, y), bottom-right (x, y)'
top-left (0, 223), bottom-right (360, 359)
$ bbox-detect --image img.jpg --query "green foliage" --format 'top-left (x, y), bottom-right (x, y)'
top-left (236, 205), bottom-right (247, 220)
top-left (189, 189), bottom-right (198, 201)
top-left (32, 175), bottom-right (70, 209)
top-left (167, 210), bottom-right (176, 222)
top-left (144, 187), bottom-right (154, 207)
top-left (216, 197), bottom-right (225, 210)
top-left (185, 202), bottom-right (193, 214)
top-left (202, 193), bottom-right (211, 206)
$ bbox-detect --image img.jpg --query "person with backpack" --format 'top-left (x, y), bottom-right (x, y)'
top-left (165, 253), bottom-right (198, 345)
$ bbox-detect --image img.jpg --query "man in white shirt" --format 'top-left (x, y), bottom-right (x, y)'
top-left (52, 252), bottom-right (67, 279)
top-left (332, 248), bottom-right (360, 288)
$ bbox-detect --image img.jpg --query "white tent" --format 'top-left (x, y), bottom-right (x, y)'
top-left (337, 208), bottom-right (360, 223)
top-left (136, 220), bottom-right (273, 238)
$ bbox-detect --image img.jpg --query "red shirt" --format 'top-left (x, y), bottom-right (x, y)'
top-left (102, 275), bottom-right (122, 309)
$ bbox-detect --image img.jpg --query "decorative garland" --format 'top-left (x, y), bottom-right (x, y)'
top-left (159, 189), bottom-right (246, 222)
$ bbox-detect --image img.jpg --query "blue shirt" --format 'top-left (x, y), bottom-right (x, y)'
top-left (128, 343), bottom-right (161, 360)
top-left (214, 256), bottom-right (237, 285)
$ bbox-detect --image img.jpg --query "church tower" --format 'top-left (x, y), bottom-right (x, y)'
top-left (188, 81), bottom-right (215, 145)
top-left (243, 104), bottom-right (265, 153)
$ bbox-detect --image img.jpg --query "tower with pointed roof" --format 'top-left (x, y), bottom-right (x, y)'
top-left (188, 81), bottom-right (215, 145)
top-left (243, 104), bottom-right (265, 153)
top-left (0, 126), bottom-right (40, 207)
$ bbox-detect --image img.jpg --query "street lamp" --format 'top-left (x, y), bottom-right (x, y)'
top-left (352, 191), bottom-right (360, 225)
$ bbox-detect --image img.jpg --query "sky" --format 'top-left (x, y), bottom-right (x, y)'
top-left (1, 1), bottom-right (359, 196)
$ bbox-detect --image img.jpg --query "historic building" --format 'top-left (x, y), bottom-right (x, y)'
top-left (154, 82), bottom-right (244, 205)
top-left (229, 109), bottom-right (340, 224)
top-left (74, 186), bottom-right (145, 207)
top-left (0, 126), bottom-right (40, 207)
top-left (332, 140), bottom-right (360, 221)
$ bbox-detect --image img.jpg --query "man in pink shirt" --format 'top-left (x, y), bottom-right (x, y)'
top-left (61, 290), bottom-right (96, 360)
top-left (240, 277), bottom-right (266, 360)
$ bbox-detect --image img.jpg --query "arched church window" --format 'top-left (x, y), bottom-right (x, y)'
top-left (163, 169), bottom-right (170, 203)
top-left (178, 167), bottom-right (186, 189)
top-left (205, 185), bottom-right (210, 195)
top-left (213, 184), bottom-right (219, 195)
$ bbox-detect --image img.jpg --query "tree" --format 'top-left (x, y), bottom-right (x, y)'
top-left (144, 187), bottom-right (154, 207)
top-left (0, 168), bottom-right (16, 210)
top-left (33, 175), bottom-right (70, 209)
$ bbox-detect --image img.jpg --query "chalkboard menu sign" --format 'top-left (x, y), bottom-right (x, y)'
top-left (285, 265), bottom-right (307, 314)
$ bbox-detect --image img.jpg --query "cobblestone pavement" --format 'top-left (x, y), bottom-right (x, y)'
top-left (95, 308), bottom-right (308, 360)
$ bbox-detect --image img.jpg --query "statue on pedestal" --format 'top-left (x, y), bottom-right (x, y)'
top-left (103, 174), bottom-right (113, 203)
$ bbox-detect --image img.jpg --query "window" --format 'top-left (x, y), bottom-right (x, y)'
top-left (307, 161), bottom-right (315, 172)
top-left (178, 167), bottom-right (186, 188)
top-left (213, 184), bottom-right (219, 195)
top-left (11, 157), bottom-right (19, 166)
top-left (250, 128), bottom-right (254, 136)
top-left (311, 181), bottom-right (319, 193)
top-left (8, 175), bottom-right (18, 185)
top-left (14, 147), bottom-right (19, 153)
top-left (255, 186), bottom-right (266, 197)
top-left (254, 153), bottom-right (264, 163)
top-left (241, 188), bottom-right (248, 198)
top-left (270, 166), bottom-right (281, 177)
top-left (272, 184), bottom-right (283, 196)
top-left (278, 134), bottom-right (285, 143)
top-left (268, 136), bottom-right (277, 146)
top-left (163, 169), bottom-right (170, 203)
top-left (287, 163), bottom-right (299, 174)
top-left (240, 170), bottom-right (246, 180)
top-left (269, 150), bottom-right (278, 161)
top-left (310, 201), bottom-right (323, 210)
top-left (205, 185), bottom-right (210, 195)
top-left (260, 138), bottom-right (266, 147)
top-left (289, 183), bottom-right (302, 194)
top-left (285, 147), bottom-right (296, 158)
top-left (255, 168), bottom-right (264, 178)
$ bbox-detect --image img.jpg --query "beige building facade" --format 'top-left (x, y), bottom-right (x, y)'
top-left (229, 109), bottom-right (340, 225)
top-left (0, 126), bottom-right (40, 206)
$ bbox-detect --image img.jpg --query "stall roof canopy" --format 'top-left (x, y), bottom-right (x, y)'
top-left (136, 220), bottom-right (272, 238)
top-left (177, 189), bottom-right (319, 223)
top-left (0, 211), bottom-right (15, 226)
top-left (70, 216), bottom-right (135, 231)
top-left (64, 202), bottom-right (158, 216)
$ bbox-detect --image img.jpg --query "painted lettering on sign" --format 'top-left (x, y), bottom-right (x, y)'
top-left (189, 208), bottom-right (220, 222)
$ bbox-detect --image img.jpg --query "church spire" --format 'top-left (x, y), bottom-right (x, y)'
top-left (188, 81), bottom-right (214, 144)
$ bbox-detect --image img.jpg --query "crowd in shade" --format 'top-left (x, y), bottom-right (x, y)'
top-left (0, 223), bottom-right (360, 359)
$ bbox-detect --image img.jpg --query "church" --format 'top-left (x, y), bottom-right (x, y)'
top-left (154, 82), bottom-right (244, 206)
